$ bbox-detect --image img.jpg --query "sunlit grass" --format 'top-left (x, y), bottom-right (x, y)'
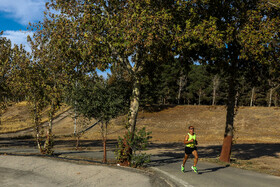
top-left (0, 102), bottom-right (71, 133)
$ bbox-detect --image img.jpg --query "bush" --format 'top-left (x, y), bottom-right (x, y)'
top-left (115, 127), bottom-right (152, 167)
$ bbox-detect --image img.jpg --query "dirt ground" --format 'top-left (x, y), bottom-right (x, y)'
top-left (1, 104), bottom-right (280, 176)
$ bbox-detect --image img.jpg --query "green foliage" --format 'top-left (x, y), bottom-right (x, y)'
top-left (67, 77), bottom-right (128, 123)
top-left (0, 35), bottom-right (13, 114)
top-left (187, 65), bottom-right (212, 105)
top-left (115, 128), bottom-right (152, 168)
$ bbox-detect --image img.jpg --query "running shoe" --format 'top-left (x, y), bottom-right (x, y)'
top-left (191, 166), bottom-right (198, 173)
top-left (181, 164), bottom-right (185, 172)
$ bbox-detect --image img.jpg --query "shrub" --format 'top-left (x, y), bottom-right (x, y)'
top-left (115, 127), bottom-right (152, 167)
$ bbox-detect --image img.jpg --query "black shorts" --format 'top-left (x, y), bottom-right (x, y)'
top-left (185, 146), bottom-right (197, 155)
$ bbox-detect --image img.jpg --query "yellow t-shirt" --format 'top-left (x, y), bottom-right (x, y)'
top-left (186, 133), bottom-right (196, 148)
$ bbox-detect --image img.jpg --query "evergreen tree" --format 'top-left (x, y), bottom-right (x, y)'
top-left (187, 65), bottom-right (211, 105)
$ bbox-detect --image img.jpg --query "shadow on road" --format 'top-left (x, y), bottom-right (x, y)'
top-left (196, 165), bottom-right (230, 174)
top-left (148, 142), bottom-right (280, 167)
top-left (0, 136), bottom-right (279, 167)
top-left (0, 137), bottom-right (118, 149)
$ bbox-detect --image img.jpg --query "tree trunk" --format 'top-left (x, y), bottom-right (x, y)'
top-left (129, 76), bottom-right (141, 138)
top-left (269, 88), bottom-right (273, 107)
top-left (34, 103), bottom-right (43, 153)
top-left (198, 88), bottom-right (202, 105)
top-left (44, 102), bottom-right (54, 150)
top-left (177, 75), bottom-right (187, 105)
top-left (74, 110), bottom-right (77, 135)
top-left (103, 137), bottom-right (107, 163)
top-left (177, 76), bottom-right (183, 104)
top-left (212, 86), bottom-right (216, 106)
top-left (220, 77), bottom-right (236, 163)
top-left (47, 117), bottom-right (53, 137)
top-left (102, 122), bottom-right (108, 163)
top-left (35, 125), bottom-right (42, 152)
top-left (74, 80), bottom-right (78, 135)
top-left (212, 74), bottom-right (220, 106)
top-left (250, 87), bottom-right (255, 107)
top-left (76, 135), bottom-right (80, 150)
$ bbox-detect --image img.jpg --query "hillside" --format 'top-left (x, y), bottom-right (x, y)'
top-left (0, 102), bottom-right (71, 134)
top-left (2, 103), bottom-right (279, 145)
top-left (135, 105), bottom-right (280, 144)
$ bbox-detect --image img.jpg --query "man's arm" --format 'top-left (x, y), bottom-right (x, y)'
top-left (184, 134), bottom-right (193, 144)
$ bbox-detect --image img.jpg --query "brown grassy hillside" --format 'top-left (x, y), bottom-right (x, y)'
top-left (2, 103), bottom-right (279, 145)
top-left (135, 105), bottom-right (280, 144)
top-left (0, 102), bottom-right (70, 133)
top-left (80, 105), bottom-right (280, 146)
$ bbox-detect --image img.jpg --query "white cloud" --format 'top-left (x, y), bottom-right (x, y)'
top-left (2, 30), bottom-right (33, 52)
top-left (0, 0), bottom-right (47, 25)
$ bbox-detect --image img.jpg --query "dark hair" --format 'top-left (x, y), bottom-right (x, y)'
top-left (188, 126), bottom-right (194, 129)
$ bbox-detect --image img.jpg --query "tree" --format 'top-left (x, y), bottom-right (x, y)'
top-left (187, 65), bottom-right (211, 105)
top-left (190, 0), bottom-right (280, 162)
top-left (67, 77), bottom-right (128, 163)
top-left (0, 34), bottom-right (13, 125)
top-left (37, 0), bottom-right (175, 142)
top-left (27, 31), bottom-right (68, 153)
top-left (11, 45), bottom-right (48, 153)
top-left (267, 63), bottom-right (280, 107)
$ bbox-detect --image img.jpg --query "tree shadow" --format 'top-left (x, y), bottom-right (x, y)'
top-left (1, 136), bottom-right (279, 168)
top-left (0, 137), bottom-right (118, 150)
top-left (196, 165), bottom-right (230, 174)
top-left (148, 142), bottom-right (280, 167)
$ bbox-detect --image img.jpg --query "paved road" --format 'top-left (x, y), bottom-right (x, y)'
top-left (0, 155), bottom-right (154, 187)
top-left (1, 147), bottom-right (279, 187)
top-left (149, 155), bottom-right (280, 187)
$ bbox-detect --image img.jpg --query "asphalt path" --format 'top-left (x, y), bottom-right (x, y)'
top-left (0, 155), bottom-right (153, 187)
top-left (149, 155), bottom-right (280, 187)
top-left (1, 147), bottom-right (279, 187)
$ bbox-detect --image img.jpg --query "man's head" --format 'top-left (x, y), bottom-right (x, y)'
top-left (188, 126), bottom-right (194, 133)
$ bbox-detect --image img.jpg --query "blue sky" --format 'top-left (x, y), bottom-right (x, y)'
top-left (0, 0), bottom-right (47, 51)
top-left (0, 0), bottom-right (109, 77)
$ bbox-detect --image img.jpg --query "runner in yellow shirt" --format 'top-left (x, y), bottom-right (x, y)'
top-left (181, 126), bottom-right (198, 173)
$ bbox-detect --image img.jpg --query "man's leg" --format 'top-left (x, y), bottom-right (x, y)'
top-left (192, 150), bottom-right (198, 167)
top-left (183, 153), bottom-right (189, 166)
top-left (181, 153), bottom-right (189, 172)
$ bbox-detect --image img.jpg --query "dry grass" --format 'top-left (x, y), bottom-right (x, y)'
top-left (0, 102), bottom-right (71, 133)
top-left (1, 103), bottom-right (279, 144)
top-left (135, 105), bottom-right (280, 144)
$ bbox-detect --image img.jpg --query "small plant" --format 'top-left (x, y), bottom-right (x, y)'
top-left (115, 127), bottom-right (152, 167)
